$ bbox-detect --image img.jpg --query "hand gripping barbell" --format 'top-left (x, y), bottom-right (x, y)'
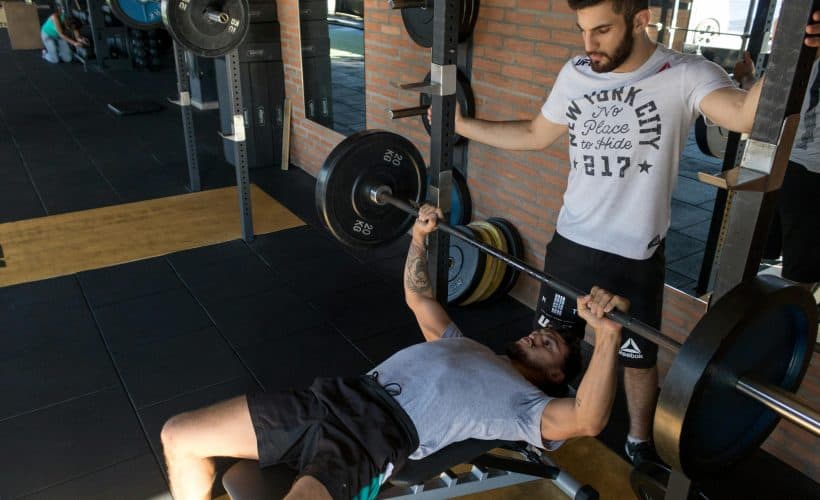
top-left (315, 130), bottom-right (819, 480)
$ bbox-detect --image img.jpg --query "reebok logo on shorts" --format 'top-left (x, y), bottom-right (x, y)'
top-left (619, 338), bottom-right (643, 359)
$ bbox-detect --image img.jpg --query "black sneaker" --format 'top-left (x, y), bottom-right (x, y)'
top-left (625, 440), bottom-right (662, 467)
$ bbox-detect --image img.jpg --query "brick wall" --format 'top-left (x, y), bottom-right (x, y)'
top-left (282, 0), bottom-right (819, 479)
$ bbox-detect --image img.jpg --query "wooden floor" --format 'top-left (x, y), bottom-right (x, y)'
top-left (0, 185), bottom-right (304, 287)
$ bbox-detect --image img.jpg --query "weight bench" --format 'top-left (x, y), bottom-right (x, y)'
top-left (222, 439), bottom-right (599, 499)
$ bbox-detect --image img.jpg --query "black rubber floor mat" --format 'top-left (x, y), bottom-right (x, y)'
top-left (107, 100), bottom-right (163, 116)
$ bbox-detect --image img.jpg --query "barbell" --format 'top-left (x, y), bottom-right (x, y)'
top-left (315, 130), bottom-right (819, 480)
top-left (106, 0), bottom-right (249, 57)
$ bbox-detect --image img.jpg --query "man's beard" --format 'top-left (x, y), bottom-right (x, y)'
top-left (505, 341), bottom-right (539, 371)
top-left (588, 28), bottom-right (634, 73)
top-left (505, 341), bottom-right (525, 362)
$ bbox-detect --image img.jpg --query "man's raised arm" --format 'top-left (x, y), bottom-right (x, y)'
top-left (539, 287), bottom-right (626, 441)
top-left (404, 204), bottom-right (453, 342)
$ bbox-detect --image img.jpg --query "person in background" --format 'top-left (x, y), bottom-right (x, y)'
top-left (734, 50), bottom-right (820, 291)
top-left (40, 6), bottom-right (88, 64)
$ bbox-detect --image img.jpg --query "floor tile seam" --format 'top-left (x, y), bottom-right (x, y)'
top-left (323, 320), bottom-right (379, 368)
top-left (317, 312), bottom-right (419, 342)
top-left (83, 280), bottom-right (187, 310)
top-left (134, 375), bottom-right (251, 413)
top-left (13, 451), bottom-right (155, 499)
top-left (4, 96), bottom-right (125, 206)
top-left (30, 96), bottom-right (126, 203)
top-left (671, 231), bottom-right (708, 243)
top-left (275, 295), bottom-right (376, 366)
top-left (671, 197), bottom-right (714, 210)
top-left (106, 322), bottom-right (231, 358)
top-left (0, 384), bottom-right (121, 425)
top-left (165, 252), bottom-right (266, 389)
top-left (0, 107), bottom-right (50, 216)
top-left (131, 370), bottom-right (250, 412)
top-left (75, 275), bottom-right (174, 466)
top-left (243, 233), bottom-right (358, 295)
top-left (182, 277), bottom-right (289, 307)
top-left (28, 64), bottom-right (166, 201)
top-left (666, 250), bottom-right (706, 264)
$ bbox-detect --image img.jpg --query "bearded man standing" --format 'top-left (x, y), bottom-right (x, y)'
top-left (443, 0), bottom-right (820, 466)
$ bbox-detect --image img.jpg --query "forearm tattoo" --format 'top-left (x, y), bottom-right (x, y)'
top-left (405, 241), bottom-right (433, 297)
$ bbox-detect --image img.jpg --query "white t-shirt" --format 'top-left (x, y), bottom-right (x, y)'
top-left (790, 58), bottom-right (820, 173)
top-left (541, 45), bottom-right (733, 259)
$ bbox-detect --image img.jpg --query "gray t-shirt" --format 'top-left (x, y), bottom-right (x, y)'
top-left (541, 45), bottom-right (733, 259)
top-left (368, 324), bottom-right (561, 460)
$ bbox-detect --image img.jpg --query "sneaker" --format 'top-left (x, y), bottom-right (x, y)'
top-left (625, 439), bottom-right (662, 467)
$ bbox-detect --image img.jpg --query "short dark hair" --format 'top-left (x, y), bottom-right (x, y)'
top-left (567, 0), bottom-right (649, 24)
top-left (536, 328), bottom-right (583, 397)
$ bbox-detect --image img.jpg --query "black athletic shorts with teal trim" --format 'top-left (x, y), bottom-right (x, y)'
top-left (246, 375), bottom-right (419, 499)
top-left (533, 232), bottom-right (665, 369)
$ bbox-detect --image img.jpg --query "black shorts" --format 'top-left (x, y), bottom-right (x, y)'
top-left (246, 375), bottom-right (419, 499)
top-left (765, 161), bottom-right (820, 283)
top-left (534, 232), bottom-right (665, 368)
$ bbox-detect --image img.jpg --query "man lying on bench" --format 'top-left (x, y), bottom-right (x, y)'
top-left (160, 204), bottom-right (628, 500)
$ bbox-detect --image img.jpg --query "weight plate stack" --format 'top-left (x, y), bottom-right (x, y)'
top-left (459, 222), bottom-right (495, 305)
top-left (486, 217), bottom-right (522, 300)
top-left (448, 225), bottom-right (484, 304)
top-left (470, 220), bottom-right (507, 302)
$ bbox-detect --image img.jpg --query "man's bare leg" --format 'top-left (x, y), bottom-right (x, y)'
top-left (161, 396), bottom-right (259, 500)
top-left (624, 365), bottom-right (658, 441)
top-left (285, 476), bottom-right (332, 500)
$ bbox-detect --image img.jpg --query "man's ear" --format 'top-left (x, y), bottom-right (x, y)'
top-left (634, 9), bottom-right (651, 32)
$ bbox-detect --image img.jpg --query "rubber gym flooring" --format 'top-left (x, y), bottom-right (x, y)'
top-left (0, 32), bottom-right (816, 499)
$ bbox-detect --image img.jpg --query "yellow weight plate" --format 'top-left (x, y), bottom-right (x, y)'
top-left (460, 223), bottom-right (495, 305)
top-left (471, 220), bottom-right (507, 302)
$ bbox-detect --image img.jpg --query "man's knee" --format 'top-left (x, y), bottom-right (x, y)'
top-left (286, 475), bottom-right (332, 500)
top-left (161, 412), bottom-right (196, 456)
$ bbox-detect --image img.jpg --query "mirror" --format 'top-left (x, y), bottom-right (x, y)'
top-left (299, 0), bottom-right (365, 136)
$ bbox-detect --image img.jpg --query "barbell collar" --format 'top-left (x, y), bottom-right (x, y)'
top-left (736, 376), bottom-right (820, 436)
top-left (204, 8), bottom-right (230, 24)
top-left (389, 105), bottom-right (429, 119)
top-left (376, 188), bottom-right (682, 353)
top-left (369, 185), bottom-right (393, 205)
